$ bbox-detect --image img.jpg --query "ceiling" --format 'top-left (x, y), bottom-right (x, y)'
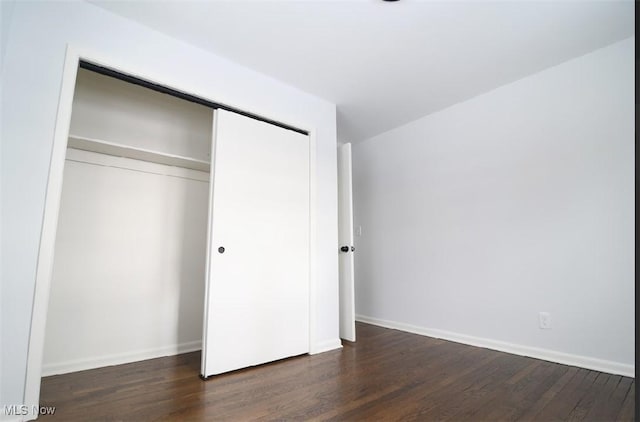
top-left (89, 0), bottom-right (634, 143)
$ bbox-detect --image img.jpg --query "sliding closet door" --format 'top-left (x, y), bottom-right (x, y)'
top-left (201, 110), bottom-right (309, 377)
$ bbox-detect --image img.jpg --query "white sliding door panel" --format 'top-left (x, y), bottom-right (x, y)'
top-left (338, 143), bottom-right (356, 342)
top-left (202, 110), bottom-right (309, 377)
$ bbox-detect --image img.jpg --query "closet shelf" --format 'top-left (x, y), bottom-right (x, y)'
top-left (67, 135), bottom-right (211, 172)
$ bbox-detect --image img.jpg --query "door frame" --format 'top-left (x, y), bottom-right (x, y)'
top-left (24, 44), bottom-right (318, 416)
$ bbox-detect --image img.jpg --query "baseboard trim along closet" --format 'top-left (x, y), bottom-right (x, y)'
top-left (355, 315), bottom-right (634, 377)
top-left (41, 341), bottom-right (202, 377)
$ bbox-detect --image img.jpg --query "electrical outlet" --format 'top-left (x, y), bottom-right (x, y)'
top-left (539, 312), bottom-right (551, 329)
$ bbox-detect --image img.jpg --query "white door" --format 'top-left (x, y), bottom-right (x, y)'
top-left (201, 110), bottom-right (310, 378)
top-left (338, 143), bottom-right (356, 342)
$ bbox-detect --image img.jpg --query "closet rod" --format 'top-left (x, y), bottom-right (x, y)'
top-left (79, 61), bottom-right (309, 136)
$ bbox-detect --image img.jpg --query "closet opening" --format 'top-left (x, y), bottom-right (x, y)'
top-left (41, 66), bottom-right (214, 376)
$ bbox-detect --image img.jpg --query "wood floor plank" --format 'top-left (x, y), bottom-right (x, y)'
top-left (567, 371), bottom-right (611, 421)
top-left (585, 376), bottom-right (633, 422)
top-left (463, 361), bottom-right (569, 421)
top-left (412, 354), bottom-right (533, 421)
top-left (319, 343), bottom-right (498, 421)
top-left (329, 347), bottom-right (506, 421)
top-left (39, 322), bottom-right (634, 421)
top-left (532, 368), bottom-right (597, 421)
top-left (617, 380), bottom-right (636, 422)
top-left (517, 365), bottom-right (579, 421)
top-left (582, 374), bottom-right (622, 421)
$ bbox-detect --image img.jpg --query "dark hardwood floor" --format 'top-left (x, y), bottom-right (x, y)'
top-left (40, 322), bottom-right (634, 421)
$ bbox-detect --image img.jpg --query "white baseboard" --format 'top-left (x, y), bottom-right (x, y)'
top-left (312, 338), bottom-right (343, 354)
top-left (41, 340), bottom-right (202, 376)
top-left (356, 315), bottom-right (634, 378)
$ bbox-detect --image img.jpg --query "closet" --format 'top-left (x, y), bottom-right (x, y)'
top-left (43, 65), bottom-right (310, 378)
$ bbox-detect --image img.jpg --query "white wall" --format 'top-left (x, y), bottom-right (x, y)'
top-left (0, 5), bottom-right (15, 386)
top-left (1, 0), bottom-right (338, 410)
top-left (0, 0), bottom-right (16, 73)
top-left (353, 37), bottom-right (634, 374)
top-left (0, 0), bottom-right (17, 394)
top-left (43, 150), bottom-right (208, 376)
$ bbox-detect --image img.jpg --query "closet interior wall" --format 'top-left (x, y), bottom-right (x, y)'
top-left (42, 68), bottom-right (213, 376)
